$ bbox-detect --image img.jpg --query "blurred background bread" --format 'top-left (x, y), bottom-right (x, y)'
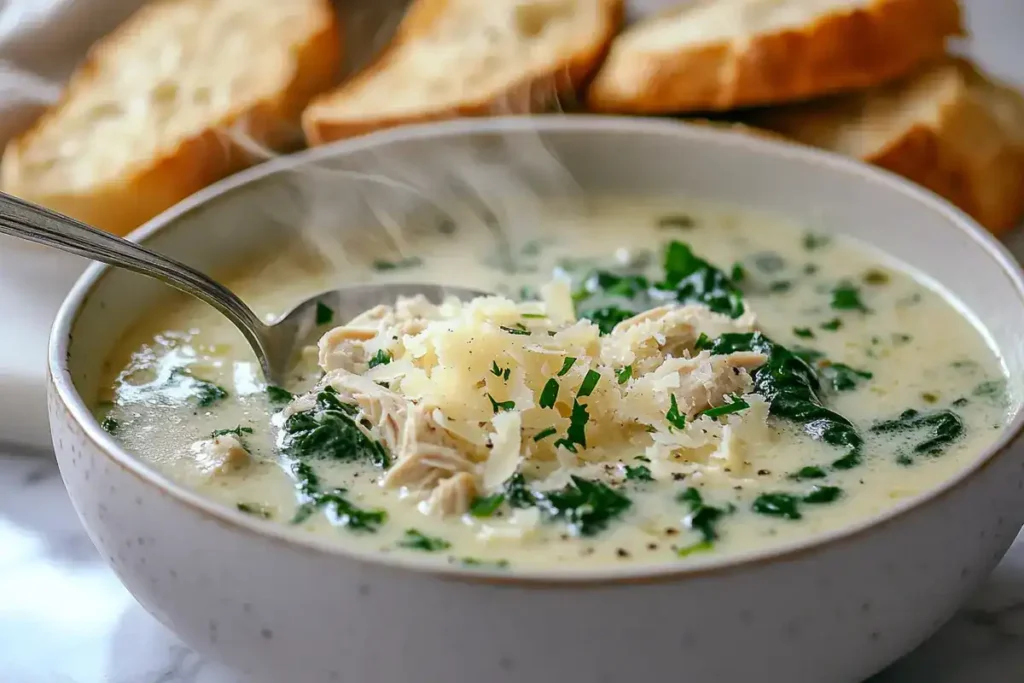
top-left (587, 0), bottom-right (963, 113)
top-left (747, 57), bottom-right (1024, 234)
top-left (1, 0), bottom-right (341, 236)
top-left (0, 0), bottom-right (1021, 237)
top-left (303, 0), bottom-right (623, 145)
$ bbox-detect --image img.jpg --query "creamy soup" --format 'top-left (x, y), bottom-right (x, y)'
top-left (97, 198), bottom-right (1009, 571)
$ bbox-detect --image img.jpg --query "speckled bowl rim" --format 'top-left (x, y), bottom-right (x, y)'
top-left (48, 116), bottom-right (1024, 586)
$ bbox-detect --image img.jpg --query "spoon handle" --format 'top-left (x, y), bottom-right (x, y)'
top-left (0, 191), bottom-right (274, 374)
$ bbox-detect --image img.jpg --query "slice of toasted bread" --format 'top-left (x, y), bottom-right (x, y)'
top-left (1, 0), bottom-right (340, 236)
top-left (302, 0), bottom-right (623, 145)
top-left (587, 0), bottom-right (962, 114)
top-left (748, 57), bottom-right (1024, 234)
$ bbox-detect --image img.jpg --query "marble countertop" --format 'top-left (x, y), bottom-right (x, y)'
top-left (2, 448), bottom-right (1024, 683)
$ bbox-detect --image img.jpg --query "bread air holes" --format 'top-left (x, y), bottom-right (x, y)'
top-left (513, 0), bottom-right (574, 39)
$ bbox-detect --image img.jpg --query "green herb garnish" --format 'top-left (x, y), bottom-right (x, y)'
top-left (661, 241), bottom-right (745, 318)
top-left (624, 464), bottom-right (653, 482)
top-left (539, 379), bottom-right (559, 409)
top-left (616, 366), bottom-right (633, 384)
top-left (469, 493), bottom-right (506, 517)
top-left (831, 282), bottom-right (868, 312)
top-left (752, 493), bottom-right (803, 520)
top-left (820, 318), bottom-right (843, 331)
top-left (677, 487), bottom-right (733, 555)
top-left (486, 393), bottom-right (516, 413)
top-left (500, 323), bottom-right (530, 336)
top-left (657, 214), bottom-right (695, 230)
top-left (554, 400), bottom-right (590, 452)
top-left (399, 529), bottom-right (451, 552)
top-left (368, 349), bottom-right (393, 369)
top-left (533, 476), bottom-right (632, 536)
top-left (790, 466), bottom-right (827, 480)
top-left (462, 557), bottom-right (511, 569)
top-left (577, 370), bottom-right (601, 398)
top-left (533, 426), bottom-right (558, 442)
top-left (821, 363), bottom-right (873, 392)
top-left (372, 257), bottom-right (423, 271)
top-left (803, 485), bottom-right (843, 504)
top-left (694, 332), bottom-right (712, 351)
top-left (211, 426), bottom-right (254, 438)
top-left (698, 396), bottom-right (750, 419)
top-left (793, 327), bottom-right (815, 339)
top-left (803, 233), bottom-right (831, 250)
top-left (730, 263), bottom-right (746, 282)
top-left (266, 385), bottom-right (294, 404)
top-left (871, 408), bottom-right (965, 457)
top-left (236, 502), bottom-right (272, 518)
top-left (666, 394), bottom-right (687, 430)
top-left (290, 462), bottom-right (386, 531)
top-left (557, 357), bottom-right (577, 376)
top-left (100, 416), bottom-right (119, 434)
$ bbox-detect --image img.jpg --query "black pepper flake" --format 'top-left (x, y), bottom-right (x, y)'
top-left (757, 469), bottom-right (771, 476)
top-left (665, 527), bottom-right (680, 536)
top-left (671, 473), bottom-right (687, 481)
top-left (647, 542), bottom-right (659, 551)
top-left (616, 548), bottom-right (631, 558)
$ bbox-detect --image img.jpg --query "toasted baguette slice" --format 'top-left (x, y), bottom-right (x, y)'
top-left (748, 57), bottom-right (1024, 234)
top-left (2, 0), bottom-right (340, 236)
top-left (587, 0), bottom-right (962, 114)
top-left (302, 0), bottom-right (622, 145)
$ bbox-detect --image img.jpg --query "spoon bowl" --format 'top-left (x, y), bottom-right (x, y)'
top-left (0, 191), bottom-right (485, 385)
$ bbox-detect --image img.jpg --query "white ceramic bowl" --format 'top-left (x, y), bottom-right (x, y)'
top-left (48, 117), bottom-right (1024, 683)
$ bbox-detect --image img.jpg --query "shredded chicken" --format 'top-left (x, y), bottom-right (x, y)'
top-left (191, 435), bottom-right (250, 476)
top-left (423, 472), bottom-right (478, 516)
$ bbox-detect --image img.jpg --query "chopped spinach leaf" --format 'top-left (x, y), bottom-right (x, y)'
top-left (368, 349), bottom-right (393, 369)
top-left (372, 257), bottom-right (423, 271)
top-left (831, 282), bottom-right (868, 312)
top-left (617, 365), bottom-right (633, 384)
top-left (211, 426), bottom-right (253, 438)
top-left (657, 214), bottom-right (696, 230)
top-left (533, 426), bottom-right (558, 442)
top-left (539, 379), bottom-right (559, 409)
top-left (266, 385), bottom-right (294, 404)
top-left (624, 464), bottom-right (653, 482)
top-left (803, 485), bottom-right (843, 504)
top-left (705, 333), bottom-right (863, 469)
top-left (282, 387), bottom-right (390, 468)
top-left (399, 529), bottom-right (451, 552)
top-left (236, 502), bottom-right (272, 518)
top-left (952, 397), bottom-right (970, 408)
top-left (169, 368), bottom-right (230, 408)
top-left (790, 466), bottom-right (827, 480)
top-left (557, 357), bottom-right (577, 376)
top-left (666, 394), bottom-right (687, 430)
top-left (533, 476), bottom-right (632, 536)
top-left (677, 487), bottom-right (733, 554)
top-left (578, 305), bottom-right (635, 334)
top-left (486, 393), bottom-right (516, 413)
top-left (315, 301), bottom-right (334, 326)
top-left (973, 379), bottom-right (1006, 399)
top-left (871, 408), bottom-right (965, 457)
top-left (803, 233), bottom-right (831, 250)
top-left (504, 472), bottom-right (535, 509)
top-left (793, 327), bottom-right (815, 339)
top-left (821, 363), bottom-right (873, 392)
top-left (820, 318), bottom-right (843, 331)
top-left (660, 241), bottom-right (745, 318)
top-left (290, 461), bottom-right (386, 531)
top-left (577, 369), bottom-right (601, 398)
top-left (699, 395), bottom-right (750, 419)
top-left (100, 416), bottom-right (119, 434)
top-left (752, 493), bottom-right (803, 520)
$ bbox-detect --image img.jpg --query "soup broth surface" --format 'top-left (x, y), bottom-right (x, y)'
top-left (98, 198), bottom-right (1009, 571)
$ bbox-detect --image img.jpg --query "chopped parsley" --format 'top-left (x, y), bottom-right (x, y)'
top-left (372, 257), bottom-right (423, 271)
top-left (500, 323), bottom-right (530, 336)
top-left (577, 369), bottom-right (601, 398)
top-left (554, 400), bottom-right (590, 452)
top-left (820, 318), bottom-right (843, 331)
top-left (461, 557), bottom-right (511, 569)
top-left (616, 365), bottom-right (633, 384)
top-left (694, 332), bottom-right (712, 350)
top-left (557, 357), bottom-right (577, 376)
top-left (504, 472), bottom-right (535, 509)
top-left (521, 312), bottom-right (546, 319)
top-left (315, 301), bottom-right (334, 326)
top-left (803, 485), bottom-right (843, 504)
top-left (753, 251), bottom-right (786, 273)
top-left (831, 282), bottom-right (868, 312)
top-left (399, 529), bottom-right (451, 552)
top-left (368, 349), bottom-right (393, 369)
top-left (211, 426), bottom-right (254, 438)
top-left (790, 466), bottom-right (827, 480)
top-left (266, 385), bottom-right (294, 404)
top-left (698, 396), bottom-right (750, 419)
top-left (624, 464), bottom-right (653, 482)
top-left (539, 379), bottom-right (559, 409)
top-left (533, 426), bottom-right (558, 442)
top-left (768, 280), bottom-right (792, 294)
top-left (793, 327), bottom-right (815, 339)
top-left (752, 493), bottom-right (802, 520)
top-left (100, 416), bottom-right (119, 434)
top-left (730, 262), bottom-right (746, 282)
top-left (533, 476), bottom-right (632, 536)
top-left (665, 395), bottom-right (687, 430)
top-left (486, 393), bottom-right (516, 413)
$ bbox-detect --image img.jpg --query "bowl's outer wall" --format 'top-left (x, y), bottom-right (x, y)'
top-left (49, 119), bottom-right (1024, 682)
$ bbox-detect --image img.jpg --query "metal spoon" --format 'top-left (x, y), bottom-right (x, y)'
top-left (0, 192), bottom-right (485, 386)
